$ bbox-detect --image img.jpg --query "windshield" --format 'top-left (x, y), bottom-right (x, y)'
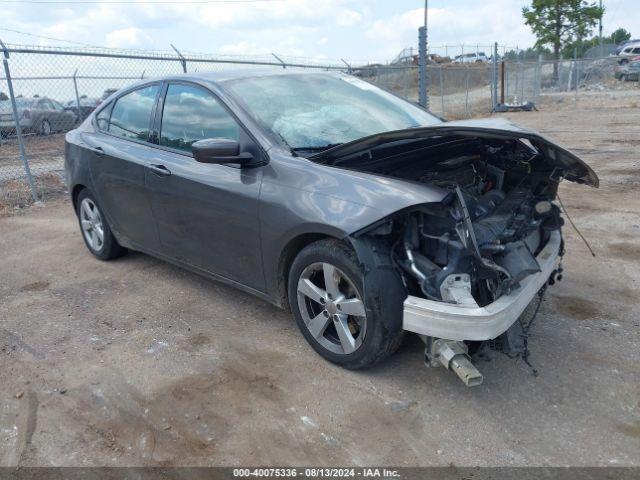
top-left (223, 73), bottom-right (441, 151)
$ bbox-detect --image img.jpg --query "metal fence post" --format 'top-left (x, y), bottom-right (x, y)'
top-left (574, 51), bottom-right (579, 105)
top-left (72, 68), bottom-right (82, 122)
top-left (418, 26), bottom-right (428, 108)
top-left (272, 53), bottom-right (287, 69)
top-left (439, 64), bottom-right (444, 116)
top-left (520, 62), bottom-right (524, 102)
top-left (0, 39), bottom-right (37, 202)
top-left (535, 54), bottom-right (542, 102)
top-left (171, 44), bottom-right (187, 73)
top-left (514, 61), bottom-right (519, 102)
top-left (492, 42), bottom-right (498, 110)
top-left (340, 59), bottom-right (352, 74)
top-left (404, 66), bottom-right (410, 99)
top-left (464, 64), bottom-right (470, 117)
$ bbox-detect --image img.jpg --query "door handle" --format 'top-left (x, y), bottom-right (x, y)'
top-left (89, 146), bottom-right (104, 156)
top-left (148, 164), bottom-right (171, 177)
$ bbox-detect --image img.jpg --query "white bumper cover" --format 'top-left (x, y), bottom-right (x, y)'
top-left (402, 230), bottom-right (561, 341)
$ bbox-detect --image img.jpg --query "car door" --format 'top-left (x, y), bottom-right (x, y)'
top-left (32, 99), bottom-right (49, 131)
top-left (145, 82), bottom-right (265, 291)
top-left (50, 99), bottom-right (75, 131)
top-left (84, 84), bottom-right (162, 252)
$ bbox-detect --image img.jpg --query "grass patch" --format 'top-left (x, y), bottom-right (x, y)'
top-left (0, 172), bottom-right (67, 216)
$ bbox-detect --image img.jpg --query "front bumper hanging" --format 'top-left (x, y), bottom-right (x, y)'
top-left (402, 230), bottom-right (562, 342)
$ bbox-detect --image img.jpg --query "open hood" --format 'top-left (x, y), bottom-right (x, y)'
top-left (312, 118), bottom-right (599, 188)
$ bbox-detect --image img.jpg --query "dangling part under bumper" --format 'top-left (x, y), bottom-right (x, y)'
top-left (423, 337), bottom-right (484, 387)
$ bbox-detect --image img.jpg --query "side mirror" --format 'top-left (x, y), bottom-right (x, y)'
top-left (192, 138), bottom-right (253, 165)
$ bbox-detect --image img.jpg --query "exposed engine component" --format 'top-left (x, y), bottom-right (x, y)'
top-left (358, 136), bottom-right (567, 308)
top-left (423, 337), bottom-right (484, 387)
top-left (350, 138), bottom-right (563, 386)
top-left (346, 133), bottom-right (570, 385)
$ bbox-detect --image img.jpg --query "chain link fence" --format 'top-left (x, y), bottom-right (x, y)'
top-left (0, 44), bottom-right (350, 210)
top-left (0, 43), bottom-right (636, 212)
top-left (357, 63), bottom-right (495, 119)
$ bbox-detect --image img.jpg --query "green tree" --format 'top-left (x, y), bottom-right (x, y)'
top-left (608, 28), bottom-right (631, 45)
top-left (504, 46), bottom-right (551, 61)
top-left (523, 0), bottom-right (604, 80)
top-left (562, 27), bottom-right (632, 58)
top-left (0, 92), bottom-right (8, 101)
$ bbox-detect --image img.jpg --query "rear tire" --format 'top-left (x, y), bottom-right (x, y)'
top-left (288, 239), bottom-right (403, 369)
top-left (76, 189), bottom-right (126, 260)
top-left (40, 120), bottom-right (51, 136)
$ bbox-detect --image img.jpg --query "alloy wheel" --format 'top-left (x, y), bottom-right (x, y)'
top-left (80, 198), bottom-right (104, 252)
top-left (296, 262), bottom-right (367, 355)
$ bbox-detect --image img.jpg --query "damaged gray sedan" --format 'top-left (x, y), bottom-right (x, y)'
top-left (65, 71), bottom-right (598, 386)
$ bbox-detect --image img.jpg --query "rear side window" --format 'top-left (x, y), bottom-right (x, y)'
top-left (160, 83), bottom-right (240, 152)
top-left (109, 85), bottom-right (160, 141)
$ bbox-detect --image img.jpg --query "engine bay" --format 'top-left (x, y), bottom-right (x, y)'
top-left (346, 135), bottom-right (565, 307)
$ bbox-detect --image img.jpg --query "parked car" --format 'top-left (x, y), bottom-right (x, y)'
top-left (617, 43), bottom-right (640, 63)
top-left (65, 71), bottom-right (598, 386)
top-left (614, 60), bottom-right (640, 81)
top-left (614, 39), bottom-right (640, 55)
top-left (453, 52), bottom-right (488, 63)
top-left (0, 97), bottom-right (76, 136)
top-left (64, 96), bottom-right (102, 123)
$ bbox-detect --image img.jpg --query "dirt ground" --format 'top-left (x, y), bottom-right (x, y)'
top-left (1, 98), bottom-right (639, 467)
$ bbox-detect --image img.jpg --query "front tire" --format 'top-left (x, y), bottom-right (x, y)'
top-left (76, 189), bottom-right (126, 260)
top-left (288, 239), bottom-right (403, 369)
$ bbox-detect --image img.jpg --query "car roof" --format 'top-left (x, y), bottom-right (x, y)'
top-left (159, 68), bottom-right (340, 84)
top-left (107, 69), bottom-right (343, 98)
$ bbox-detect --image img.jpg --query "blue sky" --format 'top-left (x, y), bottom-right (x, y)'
top-left (2, 0), bottom-right (638, 63)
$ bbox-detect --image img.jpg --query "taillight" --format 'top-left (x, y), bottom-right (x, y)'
top-left (22, 109), bottom-right (31, 119)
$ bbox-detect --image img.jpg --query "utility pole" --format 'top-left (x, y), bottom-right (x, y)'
top-left (418, 0), bottom-right (429, 108)
top-left (598, 0), bottom-right (603, 57)
top-left (424, 0), bottom-right (429, 58)
top-left (424, 0), bottom-right (428, 35)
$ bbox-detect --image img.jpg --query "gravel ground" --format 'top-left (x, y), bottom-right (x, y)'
top-left (0, 100), bottom-right (639, 467)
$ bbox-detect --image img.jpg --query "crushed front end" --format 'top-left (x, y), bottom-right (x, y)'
top-left (328, 122), bottom-right (598, 386)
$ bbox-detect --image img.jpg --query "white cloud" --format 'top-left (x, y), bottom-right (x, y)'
top-left (218, 35), bottom-right (305, 58)
top-left (365, 8), bottom-right (423, 42)
top-left (3, 0), bottom-right (638, 64)
top-left (218, 42), bottom-right (266, 56)
top-left (105, 28), bottom-right (153, 49)
top-left (336, 9), bottom-right (363, 27)
top-left (363, 1), bottom-right (538, 59)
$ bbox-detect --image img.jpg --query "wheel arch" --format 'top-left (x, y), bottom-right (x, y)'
top-left (276, 232), bottom-right (346, 310)
top-left (71, 184), bottom-right (88, 213)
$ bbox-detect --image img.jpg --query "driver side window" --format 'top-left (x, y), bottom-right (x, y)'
top-left (160, 83), bottom-right (240, 152)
